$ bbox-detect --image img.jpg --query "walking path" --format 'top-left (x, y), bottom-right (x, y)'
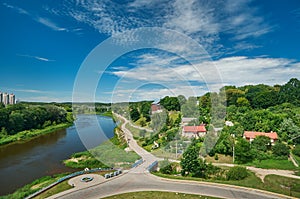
top-left (47, 113), bottom-right (297, 199)
top-left (213, 163), bottom-right (300, 182)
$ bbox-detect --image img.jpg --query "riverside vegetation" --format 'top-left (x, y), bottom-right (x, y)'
top-left (0, 102), bottom-right (74, 146)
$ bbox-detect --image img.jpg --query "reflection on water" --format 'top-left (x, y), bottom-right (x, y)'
top-left (0, 115), bottom-right (115, 196)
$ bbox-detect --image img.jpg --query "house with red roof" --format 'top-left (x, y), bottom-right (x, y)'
top-left (243, 131), bottom-right (278, 145)
top-left (182, 125), bottom-right (207, 138)
top-left (151, 103), bottom-right (163, 114)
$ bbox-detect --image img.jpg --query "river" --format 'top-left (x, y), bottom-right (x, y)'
top-left (0, 115), bottom-right (115, 196)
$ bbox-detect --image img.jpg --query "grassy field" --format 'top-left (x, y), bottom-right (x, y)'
top-left (32, 181), bottom-right (72, 199)
top-left (64, 134), bottom-right (140, 169)
top-left (104, 191), bottom-right (220, 199)
top-left (125, 123), bottom-right (141, 138)
top-left (205, 154), bottom-right (233, 164)
top-left (246, 159), bottom-right (297, 170)
top-left (0, 123), bottom-right (72, 146)
top-left (153, 172), bottom-right (300, 198)
top-left (151, 148), bottom-right (181, 160)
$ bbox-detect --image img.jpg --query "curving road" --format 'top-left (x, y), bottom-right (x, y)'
top-left (48, 114), bottom-right (293, 199)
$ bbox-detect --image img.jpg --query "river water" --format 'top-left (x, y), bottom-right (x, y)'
top-left (0, 115), bottom-right (115, 196)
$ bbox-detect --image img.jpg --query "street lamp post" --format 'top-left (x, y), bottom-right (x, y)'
top-left (231, 134), bottom-right (235, 163)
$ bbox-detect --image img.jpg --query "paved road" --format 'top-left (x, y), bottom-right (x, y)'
top-left (48, 114), bottom-right (293, 199)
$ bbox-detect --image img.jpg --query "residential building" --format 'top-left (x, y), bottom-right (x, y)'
top-left (151, 103), bottom-right (163, 114)
top-left (0, 91), bottom-right (16, 105)
top-left (2, 93), bottom-right (9, 105)
top-left (182, 125), bottom-right (207, 138)
top-left (243, 131), bottom-right (278, 145)
top-left (9, 93), bottom-right (15, 104)
top-left (181, 117), bottom-right (196, 126)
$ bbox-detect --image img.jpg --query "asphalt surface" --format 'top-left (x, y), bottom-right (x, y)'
top-left (47, 114), bottom-right (293, 199)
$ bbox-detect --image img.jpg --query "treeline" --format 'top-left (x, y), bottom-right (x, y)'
top-left (0, 103), bottom-right (73, 137)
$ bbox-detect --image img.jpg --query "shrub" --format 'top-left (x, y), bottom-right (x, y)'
top-left (272, 142), bottom-right (290, 158)
top-left (226, 166), bottom-right (248, 180)
top-left (293, 145), bottom-right (300, 157)
top-left (214, 154), bottom-right (219, 160)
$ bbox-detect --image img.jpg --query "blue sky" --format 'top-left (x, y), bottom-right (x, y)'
top-left (0, 0), bottom-right (300, 102)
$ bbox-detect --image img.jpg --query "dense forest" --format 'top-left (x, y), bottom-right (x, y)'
top-left (0, 103), bottom-right (73, 137)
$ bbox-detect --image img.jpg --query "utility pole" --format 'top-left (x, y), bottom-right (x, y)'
top-left (175, 140), bottom-right (178, 159)
top-left (231, 134), bottom-right (235, 163)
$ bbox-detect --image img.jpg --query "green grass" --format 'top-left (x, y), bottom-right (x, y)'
top-left (0, 173), bottom-right (70, 199)
top-left (100, 111), bottom-right (113, 118)
top-left (103, 191), bottom-right (220, 199)
top-left (151, 148), bottom-right (180, 159)
top-left (246, 159), bottom-right (297, 170)
top-left (64, 134), bottom-right (140, 169)
top-left (125, 123), bottom-right (141, 138)
top-left (0, 123), bottom-right (72, 146)
top-left (32, 181), bottom-right (72, 199)
top-left (152, 172), bottom-right (300, 198)
top-left (205, 154), bottom-right (233, 164)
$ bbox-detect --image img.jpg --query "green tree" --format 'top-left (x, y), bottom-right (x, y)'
top-left (272, 142), bottom-right (290, 158)
top-left (236, 97), bottom-right (250, 107)
top-left (139, 129), bottom-right (146, 138)
top-left (292, 145), bottom-right (300, 156)
top-left (181, 144), bottom-right (200, 176)
top-left (251, 135), bottom-right (271, 152)
top-left (279, 118), bottom-right (300, 142)
top-left (130, 107), bottom-right (140, 122)
top-left (226, 166), bottom-right (248, 180)
top-left (235, 138), bottom-right (254, 164)
top-left (279, 78), bottom-right (300, 105)
top-left (160, 96), bottom-right (180, 111)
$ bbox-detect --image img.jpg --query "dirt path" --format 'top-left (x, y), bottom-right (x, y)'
top-left (213, 163), bottom-right (300, 182)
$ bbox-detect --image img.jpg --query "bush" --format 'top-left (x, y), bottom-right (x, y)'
top-left (214, 154), bottom-right (219, 160)
top-left (272, 142), bottom-right (290, 158)
top-left (226, 166), bottom-right (248, 180)
top-left (293, 145), bottom-right (300, 157)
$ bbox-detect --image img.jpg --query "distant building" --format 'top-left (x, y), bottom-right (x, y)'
top-left (2, 93), bottom-right (9, 105)
top-left (181, 117), bottom-right (196, 126)
top-left (182, 125), bottom-right (207, 138)
top-left (0, 91), bottom-right (16, 105)
top-left (151, 103), bottom-right (163, 114)
top-left (243, 131), bottom-right (278, 145)
top-left (9, 93), bottom-right (15, 105)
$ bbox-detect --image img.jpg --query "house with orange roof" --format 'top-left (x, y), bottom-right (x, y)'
top-left (182, 125), bottom-right (207, 138)
top-left (243, 131), bottom-right (278, 145)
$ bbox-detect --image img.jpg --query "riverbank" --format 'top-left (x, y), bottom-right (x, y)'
top-left (63, 126), bottom-right (139, 169)
top-left (0, 122), bottom-right (73, 146)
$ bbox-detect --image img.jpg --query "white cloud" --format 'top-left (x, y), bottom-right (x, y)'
top-left (17, 54), bottom-right (55, 62)
top-left (111, 55), bottom-right (300, 93)
top-left (36, 17), bottom-right (67, 31)
top-left (2, 3), bottom-right (29, 15)
top-left (53, 0), bottom-right (272, 56)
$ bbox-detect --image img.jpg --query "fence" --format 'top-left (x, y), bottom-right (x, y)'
top-left (131, 158), bottom-right (143, 168)
top-left (147, 161), bottom-right (158, 172)
top-left (25, 167), bottom-right (115, 199)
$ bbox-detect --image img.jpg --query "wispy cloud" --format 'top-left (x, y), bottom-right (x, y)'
top-left (11, 89), bottom-right (49, 94)
top-left (2, 3), bottom-right (69, 32)
top-left (112, 55), bottom-right (300, 90)
top-left (36, 17), bottom-right (67, 32)
top-left (54, 0), bottom-right (273, 56)
top-left (17, 54), bottom-right (55, 62)
top-left (2, 3), bottom-right (29, 15)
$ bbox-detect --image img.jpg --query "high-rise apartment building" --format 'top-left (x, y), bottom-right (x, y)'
top-left (2, 93), bottom-right (9, 105)
top-left (0, 91), bottom-right (16, 105)
top-left (9, 93), bottom-right (15, 105)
